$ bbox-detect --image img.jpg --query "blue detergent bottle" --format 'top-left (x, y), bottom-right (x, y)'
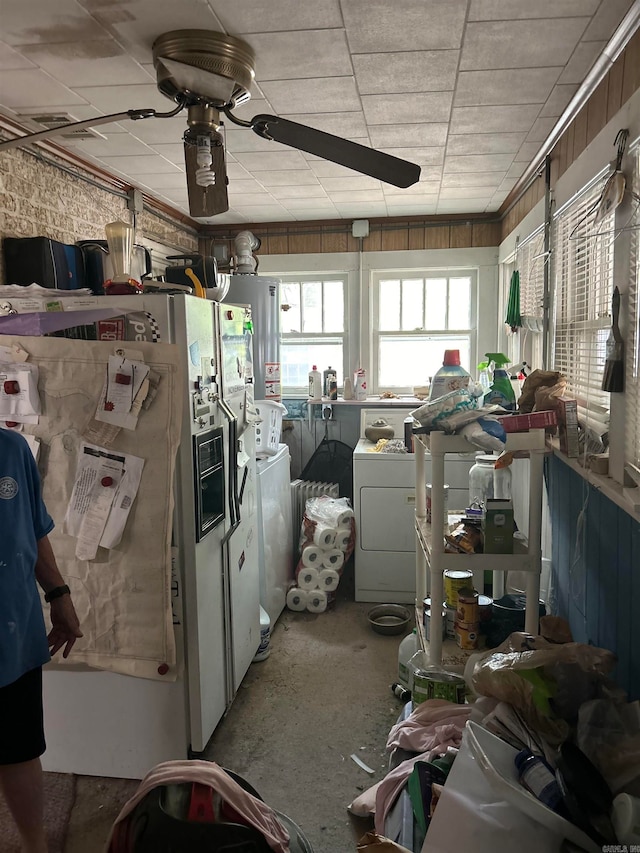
top-left (428, 349), bottom-right (472, 401)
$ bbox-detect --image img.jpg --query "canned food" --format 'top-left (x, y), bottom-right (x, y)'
top-left (424, 608), bottom-right (446, 642)
top-left (426, 483), bottom-right (449, 525)
top-left (456, 587), bottom-right (479, 624)
top-left (444, 569), bottom-right (473, 608)
top-left (478, 594), bottom-right (493, 623)
top-left (412, 669), bottom-right (467, 705)
top-left (455, 620), bottom-right (480, 650)
top-left (445, 605), bottom-right (457, 639)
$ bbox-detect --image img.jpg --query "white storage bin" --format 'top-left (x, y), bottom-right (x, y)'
top-left (254, 400), bottom-right (287, 456)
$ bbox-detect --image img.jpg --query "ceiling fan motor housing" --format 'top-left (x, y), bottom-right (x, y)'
top-left (152, 30), bottom-right (256, 107)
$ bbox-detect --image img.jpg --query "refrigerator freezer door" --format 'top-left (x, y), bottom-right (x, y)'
top-left (218, 302), bottom-right (254, 429)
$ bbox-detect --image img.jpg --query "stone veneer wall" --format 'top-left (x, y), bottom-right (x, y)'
top-left (0, 145), bottom-right (198, 284)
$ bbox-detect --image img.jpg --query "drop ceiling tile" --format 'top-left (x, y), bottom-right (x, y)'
top-left (88, 0), bottom-right (220, 63)
top-left (352, 51), bottom-right (459, 94)
top-left (158, 188), bottom-right (189, 201)
top-left (128, 116), bottom-right (188, 144)
top-left (212, 0), bottom-right (344, 33)
top-left (247, 30), bottom-right (352, 81)
top-left (557, 40), bottom-right (606, 84)
top-left (19, 41), bottom-right (152, 87)
top-left (269, 185), bottom-right (329, 199)
top-left (225, 162), bottom-right (253, 180)
top-left (514, 141), bottom-right (542, 162)
top-left (439, 187), bottom-right (496, 199)
top-left (2, 0), bottom-right (109, 45)
top-left (234, 151), bottom-right (308, 171)
top-left (539, 84), bottom-right (578, 117)
top-left (362, 92), bottom-right (452, 125)
top-left (223, 129), bottom-right (291, 155)
top-left (384, 180), bottom-right (441, 195)
top-left (454, 68), bottom-right (561, 106)
top-left (444, 153), bottom-right (515, 172)
top-left (495, 178), bottom-right (519, 193)
top-left (149, 143), bottom-right (186, 166)
top-left (0, 69), bottom-right (87, 108)
top-left (307, 160), bottom-right (365, 178)
top-left (527, 116), bottom-right (557, 143)
top-left (437, 199), bottom-right (488, 213)
top-left (229, 97), bottom-right (272, 122)
top-left (461, 19), bottom-right (589, 70)
top-left (369, 124), bottom-right (448, 148)
top-left (327, 190), bottom-right (385, 203)
top-left (382, 147), bottom-right (445, 165)
top-left (341, 0), bottom-right (467, 52)
top-left (97, 154), bottom-right (182, 174)
top-left (281, 112), bottom-right (368, 138)
top-left (333, 203), bottom-right (390, 217)
top-left (281, 197), bottom-right (339, 210)
top-left (259, 77), bottom-right (361, 115)
top-left (446, 133), bottom-right (527, 155)
top-left (441, 172), bottom-right (503, 188)
top-left (74, 134), bottom-right (155, 157)
top-left (386, 202), bottom-right (439, 215)
top-left (0, 41), bottom-right (35, 70)
top-left (137, 172), bottom-right (187, 189)
top-left (206, 211), bottom-right (249, 224)
top-left (319, 176), bottom-right (382, 192)
top-left (468, 0), bottom-right (599, 20)
top-left (230, 193), bottom-right (280, 205)
top-left (73, 84), bottom-right (171, 114)
top-left (384, 193), bottom-right (438, 207)
top-left (227, 179), bottom-right (271, 194)
top-left (506, 162), bottom-right (527, 178)
top-left (582, 0), bottom-right (635, 41)
top-left (233, 206), bottom-right (296, 221)
top-left (257, 171), bottom-right (320, 187)
top-left (293, 208), bottom-right (340, 220)
top-left (450, 105), bottom-right (542, 135)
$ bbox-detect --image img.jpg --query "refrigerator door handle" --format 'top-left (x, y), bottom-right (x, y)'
top-left (238, 466), bottom-right (248, 505)
top-left (218, 398), bottom-right (241, 542)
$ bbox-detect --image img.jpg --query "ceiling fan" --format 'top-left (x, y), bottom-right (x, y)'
top-left (0, 30), bottom-right (422, 219)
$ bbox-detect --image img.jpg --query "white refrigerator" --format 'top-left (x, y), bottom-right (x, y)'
top-left (41, 294), bottom-right (260, 778)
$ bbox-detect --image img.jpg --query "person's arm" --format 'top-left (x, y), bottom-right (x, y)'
top-left (35, 535), bottom-right (83, 658)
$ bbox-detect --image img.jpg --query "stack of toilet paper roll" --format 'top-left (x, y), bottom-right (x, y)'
top-left (287, 495), bottom-right (356, 613)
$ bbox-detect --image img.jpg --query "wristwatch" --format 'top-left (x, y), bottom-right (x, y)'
top-left (44, 584), bottom-right (71, 603)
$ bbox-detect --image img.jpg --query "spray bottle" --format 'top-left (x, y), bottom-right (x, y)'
top-left (483, 353), bottom-right (516, 410)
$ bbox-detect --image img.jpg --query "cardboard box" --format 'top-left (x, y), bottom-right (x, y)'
top-left (497, 410), bottom-right (558, 433)
top-left (482, 499), bottom-right (514, 554)
top-left (557, 396), bottom-right (579, 458)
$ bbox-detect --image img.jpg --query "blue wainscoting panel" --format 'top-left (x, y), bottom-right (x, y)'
top-left (547, 454), bottom-right (640, 700)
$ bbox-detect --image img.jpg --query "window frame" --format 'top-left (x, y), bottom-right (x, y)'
top-left (370, 267), bottom-right (478, 395)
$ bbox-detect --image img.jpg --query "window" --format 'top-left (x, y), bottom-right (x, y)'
top-left (626, 146), bottom-right (640, 477)
top-left (279, 275), bottom-right (346, 394)
top-left (371, 270), bottom-right (476, 392)
top-left (552, 174), bottom-right (615, 428)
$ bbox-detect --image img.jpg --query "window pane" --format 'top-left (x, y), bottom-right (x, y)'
top-left (425, 278), bottom-right (447, 330)
top-left (378, 336), bottom-right (471, 388)
top-left (323, 280), bottom-right (344, 332)
top-left (448, 277), bottom-right (471, 328)
top-left (301, 281), bottom-right (322, 333)
top-left (402, 279), bottom-right (424, 330)
top-left (379, 279), bottom-right (400, 330)
top-left (280, 282), bottom-right (300, 333)
top-left (281, 341), bottom-right (343, 390)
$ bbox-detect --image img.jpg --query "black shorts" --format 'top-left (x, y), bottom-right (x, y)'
top-left (0, 667), bottom-right (46, 765)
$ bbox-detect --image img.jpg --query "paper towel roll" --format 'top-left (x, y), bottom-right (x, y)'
top-left (335, 508), bottom-right (354, 527)
top-left (306, 589), bottom-right (328, 613)
top-left (313, 523), bottom-right (337, 549)
top-left (286, 587), bottom-right (308, 612)
top-left (297, 567), bottom-right (320, 590)
top-left (335, 528), bottom-right (351, 551)
top-left (318, 568), bottom-right (340, 592)
top-left (322, 549), bottom-right (344, 570)
top-left (301, 544), bottom-right (323, 568)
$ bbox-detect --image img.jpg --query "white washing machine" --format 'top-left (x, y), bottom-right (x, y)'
top-left (353, 408), bottom-right (474, 603)
top-left (256, 444), bottom-right (294, 626)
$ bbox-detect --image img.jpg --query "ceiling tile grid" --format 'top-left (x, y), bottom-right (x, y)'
top-left (0, 0), bottom-right (635, 223)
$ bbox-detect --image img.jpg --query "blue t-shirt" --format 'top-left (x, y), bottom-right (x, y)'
top-left (0, 430), bottom-right (54, 687)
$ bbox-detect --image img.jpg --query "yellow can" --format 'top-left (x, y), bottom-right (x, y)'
top-left (444, 570), bottom-right (473, 608)
top-left (455, 620), bottom-right (479, 650)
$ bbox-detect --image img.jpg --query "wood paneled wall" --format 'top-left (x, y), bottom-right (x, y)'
top-left (202, 218), bottom-right (501, 260)
top-left (501, 27), bottom-right (640, 241)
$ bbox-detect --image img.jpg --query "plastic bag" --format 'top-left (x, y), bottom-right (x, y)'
top-left (577, 699), bottom-right (640, 796)
top-left (518, 370), bottom-right (564, 414)
top-left (459, 415), bottom-right (506, 452)
top-left (410, 389), bottom-right (476, 432)
top-left (533, 378), bottom-right (568, 413)
top-left (470, 632), bottom-right (617, 745)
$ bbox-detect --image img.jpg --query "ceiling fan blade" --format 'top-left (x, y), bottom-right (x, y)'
top-left (184, 136), bottom-right (229, 218)
top-left (250, 115), bottom-right (421, 188)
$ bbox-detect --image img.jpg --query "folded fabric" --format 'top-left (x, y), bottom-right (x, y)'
top-left (386, 699), bottom-right (472, 753)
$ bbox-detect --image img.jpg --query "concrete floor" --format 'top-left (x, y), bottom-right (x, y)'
top-left (63, 562), bottom-right (411, 852)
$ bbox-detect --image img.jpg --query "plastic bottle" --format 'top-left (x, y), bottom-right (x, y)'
top-left (483, 353), bottom-right (516, 410)
top-left (322, 366), bottom-right (336, 397)
top-left (428, 350), bottom-right (472, 401)
top-left (391, 682), bottom-right (411, 702)
top-left (514, 749), bottom-right (563, 811)
top-left (343, 376), bottom-right (354, 400)
top-left (354, 368), bottom-right (367, 401)
top-left (397, 628), bottom-right (418, 689)
top-left (308, 365), bottom-right (322, 400)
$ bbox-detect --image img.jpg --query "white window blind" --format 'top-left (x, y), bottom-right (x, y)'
top-left (516, 227), bottom-right (546, 330)
top-left (625, 147), bottom-right (640, 476)
top-left (552, 175), bottom-right (615, 419)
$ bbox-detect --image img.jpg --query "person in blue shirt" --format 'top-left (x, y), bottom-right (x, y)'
top-left (0, 430), bottom-right (82, 853)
